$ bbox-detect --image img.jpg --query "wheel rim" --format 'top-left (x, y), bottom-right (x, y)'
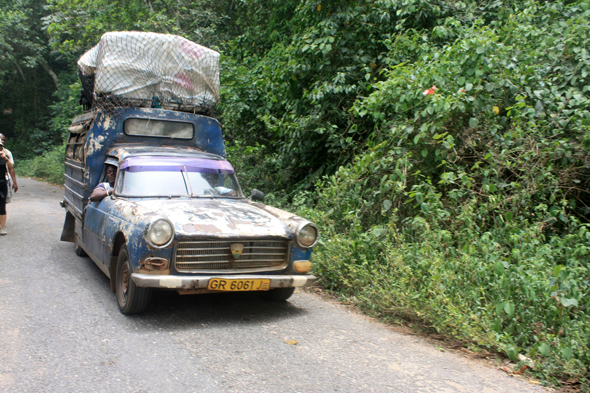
top-left (120, 261), bottom-right (129, 305)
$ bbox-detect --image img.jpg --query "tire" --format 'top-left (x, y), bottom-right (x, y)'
top-left (261, 287), bottom-right (295, 301)
top-left (74, 229), bottom-right (87, 257)
top-left (116, 245), bottom-right (152, 315)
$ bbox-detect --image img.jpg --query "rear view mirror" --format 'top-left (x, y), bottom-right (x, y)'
top-left (250, 189), bottom-right (265, 202)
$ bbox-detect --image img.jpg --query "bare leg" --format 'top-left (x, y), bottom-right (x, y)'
top-left (0, 214), bottom-right (6, 228)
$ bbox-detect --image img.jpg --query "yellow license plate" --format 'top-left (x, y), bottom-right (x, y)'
top-left (207, 278), bottom-right (270, 292)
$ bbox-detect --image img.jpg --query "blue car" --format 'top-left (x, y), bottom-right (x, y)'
top-left (61, 108), bottom-right (318, 314)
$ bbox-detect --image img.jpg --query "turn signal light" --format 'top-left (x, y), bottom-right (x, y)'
top-left (142, 257), bottom-right (169, 271)
top-left (293, 260), bottom-right (312, 273)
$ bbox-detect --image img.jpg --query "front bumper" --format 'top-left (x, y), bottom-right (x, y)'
top-left (132, 273), bottom-right (317, 290)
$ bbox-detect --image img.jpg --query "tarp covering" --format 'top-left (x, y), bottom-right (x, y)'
top-left (78, 31), bottom-right (220, 112)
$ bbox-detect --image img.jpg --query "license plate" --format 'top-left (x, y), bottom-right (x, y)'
top-left (207, 278), bottom-right (270, 292)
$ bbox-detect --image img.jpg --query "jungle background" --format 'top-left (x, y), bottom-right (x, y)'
top-left (1, 0), bottom-right (589, 387)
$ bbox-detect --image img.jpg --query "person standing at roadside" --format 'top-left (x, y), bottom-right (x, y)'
top-left (0, 134), bottom-right (14, 203)
top-left (0, 138), bottom-right (18, 235)
top-left (0, 134), bottom-right (13, 163)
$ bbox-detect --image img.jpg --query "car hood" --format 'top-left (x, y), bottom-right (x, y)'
top-left (116, 198), bottom-right (300, 239)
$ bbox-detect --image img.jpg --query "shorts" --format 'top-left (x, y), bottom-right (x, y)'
top-left (0, 180), bottom-right (7, 215)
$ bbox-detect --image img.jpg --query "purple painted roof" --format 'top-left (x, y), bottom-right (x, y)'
top-left (120, 156), bottom-right (234, 174)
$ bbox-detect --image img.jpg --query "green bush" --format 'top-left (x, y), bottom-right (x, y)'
top-left (305, 185), bottom-right (590, 381)
top-left (18, 143), bottom-right (65, 185)
top-left (298, 150), bottom-right (590, 383)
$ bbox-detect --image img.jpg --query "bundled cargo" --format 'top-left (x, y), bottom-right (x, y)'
top-left (78, 31), bottom-right (220, 112)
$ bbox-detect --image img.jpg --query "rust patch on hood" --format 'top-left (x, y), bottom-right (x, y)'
top-left (191, 224), bottom-right (222, 233)
top-left (246, 200), bottom-right (312, 233)
top-left (182, 224), bottom-right (198, 233)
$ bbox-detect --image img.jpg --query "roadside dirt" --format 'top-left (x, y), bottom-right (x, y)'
top-left (304, 286), bottom-right (559, 391)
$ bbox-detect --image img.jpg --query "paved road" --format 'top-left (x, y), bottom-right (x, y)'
top-left (0, 178), bottom-right (549, 393)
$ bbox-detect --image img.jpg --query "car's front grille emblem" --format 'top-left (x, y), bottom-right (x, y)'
top-left (230, 243), bottom-right (244, 259)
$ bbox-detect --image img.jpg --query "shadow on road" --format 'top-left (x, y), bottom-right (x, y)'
top-left (140, 290), bottom-right (309, 330)
top-left (72, 250), bottom-right (309, 331)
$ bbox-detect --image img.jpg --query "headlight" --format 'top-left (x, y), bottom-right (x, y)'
top-left (296, 223), bottom-right (318, 248)
top-left (146, 218), bottom-right (174, 247)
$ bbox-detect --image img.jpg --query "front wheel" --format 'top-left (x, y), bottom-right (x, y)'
top-left (261, 287), bottom-right (295, 301)
top-left (116, 245), bottom-right (152, 314)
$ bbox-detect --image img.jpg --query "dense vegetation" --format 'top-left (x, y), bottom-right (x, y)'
top-left (1, 0), bottom-right (588, 386)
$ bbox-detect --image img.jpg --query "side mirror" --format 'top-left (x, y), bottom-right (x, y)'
top-left (250, 189), bottom-right (265, 202)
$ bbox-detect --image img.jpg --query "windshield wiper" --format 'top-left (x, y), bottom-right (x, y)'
top-left (181, 166), bottom-right (193, 199)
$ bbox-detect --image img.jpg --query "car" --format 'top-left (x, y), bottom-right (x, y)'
top-left (61, 108), bottom-right (318, 314)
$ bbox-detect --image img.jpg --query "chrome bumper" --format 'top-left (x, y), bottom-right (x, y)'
top-left (131, 273), bottom-right (317, 290)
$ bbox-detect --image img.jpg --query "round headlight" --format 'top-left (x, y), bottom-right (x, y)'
top-left (148, 219), bottom-right (174, 247)
top-left (297, 223), bottom-right (318, 248)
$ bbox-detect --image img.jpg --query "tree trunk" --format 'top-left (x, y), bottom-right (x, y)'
top-left (13, 61), bottom-right (26, 81)
top-left (144, 0), bottom-right (154, 13)
top-left (38, 59), bottom-right (59, 88)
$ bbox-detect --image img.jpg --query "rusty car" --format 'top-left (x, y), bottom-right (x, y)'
top-left (60, 107), bottom-right (318, 314)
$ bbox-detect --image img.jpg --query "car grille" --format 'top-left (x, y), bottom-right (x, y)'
top-left (174, 240), bottom-right (289, 273)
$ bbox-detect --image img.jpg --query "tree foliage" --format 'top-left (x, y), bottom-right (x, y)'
top-left (0, 0), bottom-right (66, 157)
top-left (44, 0), bottom-right (231, 52)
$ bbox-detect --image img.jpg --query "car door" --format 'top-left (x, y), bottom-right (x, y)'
top-left (82, 159), bottom-right (119, 267)
top-left (84, 197), bottom-right (114, 267)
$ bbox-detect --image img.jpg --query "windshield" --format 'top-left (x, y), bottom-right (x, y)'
top-left (115, 157), bottom-right (243, 198)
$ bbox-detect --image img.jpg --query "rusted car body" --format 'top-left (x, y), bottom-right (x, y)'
top-left (61, 107), bottom-right (318, 314)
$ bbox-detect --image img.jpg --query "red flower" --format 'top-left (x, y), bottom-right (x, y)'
top-left (423, 85), bottom-right (437, 95)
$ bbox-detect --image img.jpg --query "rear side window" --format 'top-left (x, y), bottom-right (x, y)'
top-left (124, 118), bottom-right (194, 139)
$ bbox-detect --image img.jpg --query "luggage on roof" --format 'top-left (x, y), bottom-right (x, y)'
top-left (78, 31), bottom-right (220, 112)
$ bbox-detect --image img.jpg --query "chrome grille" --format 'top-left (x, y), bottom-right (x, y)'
top-left (174, 240), bottom-right (289, 272)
